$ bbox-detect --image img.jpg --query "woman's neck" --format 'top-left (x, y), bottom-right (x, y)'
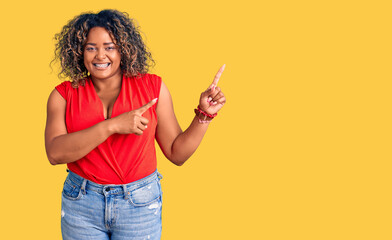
top-left (91, 74), bottom-right (122, 92)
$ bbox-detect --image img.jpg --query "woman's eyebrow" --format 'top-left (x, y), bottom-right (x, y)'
top-left (85, 42), bottom-right (114, 46)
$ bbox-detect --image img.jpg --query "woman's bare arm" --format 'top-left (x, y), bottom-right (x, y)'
top-left (45, 89), bottom-right (114, 165)
top-left (155, 65), bottom-right (226, 166)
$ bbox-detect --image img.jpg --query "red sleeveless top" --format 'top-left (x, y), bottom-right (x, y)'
top-left (55, 74), bottom-right (162, 184)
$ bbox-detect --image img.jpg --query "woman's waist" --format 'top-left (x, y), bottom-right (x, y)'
top-left (65, 168), bottom-right (162, 196)
top-left (67, 149), bottom-right (157, 184)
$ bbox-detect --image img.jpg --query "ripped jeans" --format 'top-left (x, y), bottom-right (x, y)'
top-left (61, 170), bottom-right (163, 240)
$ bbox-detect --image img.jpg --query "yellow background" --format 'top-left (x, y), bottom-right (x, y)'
top-left (1, 0), bottom-right (391, 239)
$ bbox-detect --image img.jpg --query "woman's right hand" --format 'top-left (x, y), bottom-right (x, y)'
top-left (109, 98), bottom-right (158, 135)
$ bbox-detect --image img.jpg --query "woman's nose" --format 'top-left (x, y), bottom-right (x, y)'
top-left (95, 49), bottom-right (106, 60)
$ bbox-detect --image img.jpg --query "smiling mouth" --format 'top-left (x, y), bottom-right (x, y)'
top-left (93, 63), bottom-right (110, 68)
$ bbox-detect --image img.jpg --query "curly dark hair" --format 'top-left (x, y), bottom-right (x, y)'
top-left (52, 9), bottom-right (155, 87)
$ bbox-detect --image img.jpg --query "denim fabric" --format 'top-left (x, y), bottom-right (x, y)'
top-left (61, 170), bottom-right (163, 240)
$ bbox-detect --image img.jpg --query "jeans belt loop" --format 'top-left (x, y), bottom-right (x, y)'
top-left (157, 172), bottom-right (163, 180)
top-left (81, 179), bottom-right (87, 195)
top-left (123, 185), bottom-right (128, 199)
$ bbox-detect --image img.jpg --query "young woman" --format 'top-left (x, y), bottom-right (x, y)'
top-left (45, 9), bottom-right (226, 240)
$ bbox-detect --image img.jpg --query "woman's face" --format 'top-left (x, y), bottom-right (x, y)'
top-left (84, 27), bottom-right (122, 81)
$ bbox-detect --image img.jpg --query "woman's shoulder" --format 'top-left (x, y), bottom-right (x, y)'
top-left (127, 73), bottom-right (162, 86)
top-left (133, 73), bottom-right (162, 81)
top-left (145, 73), bottom-right (161, 78)
top-left (144, 73), bottom-right (162, 86)
top-left (54, 81), bottom-right (72, 99)
top-left (54, 79), bottom-right (88, 99)
top-left (55, 80), bottom-right (72, 88)
top-left (127, 73), bottom-right (162, 97)
top-left (55, 78), bottom-right (88, 90)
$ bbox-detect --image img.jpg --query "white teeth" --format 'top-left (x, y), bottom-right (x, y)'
top-left (94, 63), bottom-right (110, 68)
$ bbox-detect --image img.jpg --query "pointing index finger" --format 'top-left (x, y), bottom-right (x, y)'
top-left (211, 64), bottom-right (226, 87)
top-left (136, 98), bottom-right (158, 114)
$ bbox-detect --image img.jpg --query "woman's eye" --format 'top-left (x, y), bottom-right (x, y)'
top-left (106, 46), bottom-right (115, 50)
top-left (86, 47), bottom-right (96, 51)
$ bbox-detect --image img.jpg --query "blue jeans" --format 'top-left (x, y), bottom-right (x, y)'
top-left (61, 170), bottom-right (163, 240)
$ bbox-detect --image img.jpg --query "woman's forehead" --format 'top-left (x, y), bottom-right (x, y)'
top-left (86, 27), bottom-right (114, 42)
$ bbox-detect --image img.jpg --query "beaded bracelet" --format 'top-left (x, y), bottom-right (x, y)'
top-left (194, 109), bottom-right (212, 123)
top-left (197, 105), bottom-right (217, 118)
top-left (194, 106), bottom-right (217, 123)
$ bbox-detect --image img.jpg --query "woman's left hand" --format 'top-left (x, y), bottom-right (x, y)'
top-left (199, 64), bottom-right (227, 115)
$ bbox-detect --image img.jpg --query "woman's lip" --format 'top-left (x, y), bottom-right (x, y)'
top-left (93, 63), bottom-right (111, 69)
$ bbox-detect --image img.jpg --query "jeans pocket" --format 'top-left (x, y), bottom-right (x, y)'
top-left (129, 179), bottom-right (161, 207)
top-left (62, 178), bottom-right (83, 201)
